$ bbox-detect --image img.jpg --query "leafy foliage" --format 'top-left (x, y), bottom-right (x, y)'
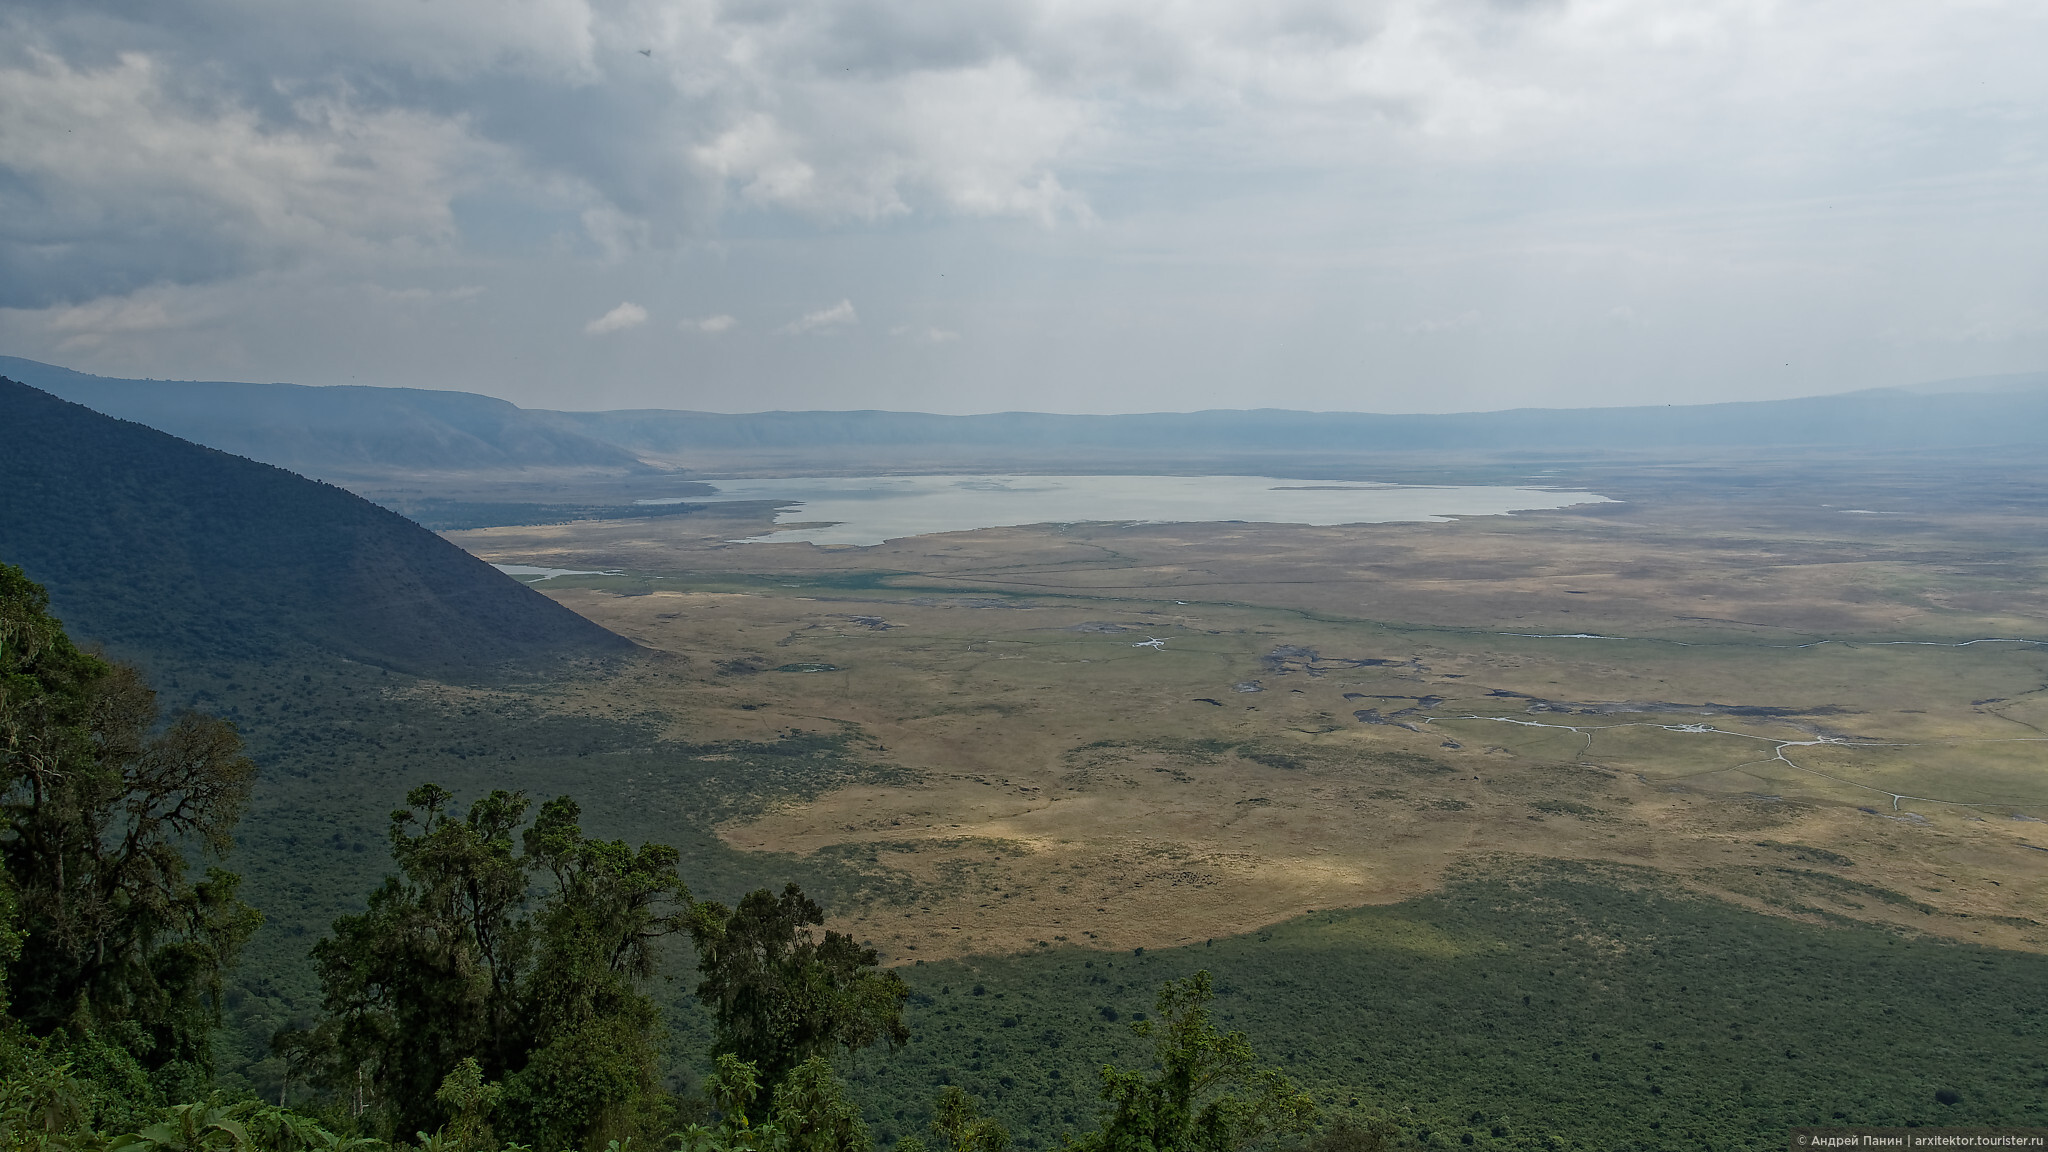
top-left (0, 1038), bottom-right (94, 1149)
top-left (308, 788), bottom-right (689, 1147)
top-left (670, 1054), bottom-right (873, 1152)
top-left (1, 562), bottom-right (261, 1091)
top-left (1073, 972), bottom-right (1313, 1152)
top-left (15, 549), bottom-right (2048, 1152)
top-left (688, 886), bottom-right (909, 1104)
top-left (211, 676), bottom-right (917, 1101)
top-left (851, 866), bottom-right (2048, 1149)
top-left (433, 1059), bottom-right (501, 1152)
top-left (109, 1101), bottom-right (253, 1152)
top-left (926, 1086), bottom-right (1009, 1152)
top-left (769, 1057), bottom-right (872, 1152)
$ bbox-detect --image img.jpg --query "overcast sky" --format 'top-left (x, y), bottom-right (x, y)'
top-left (2, 0), bottom-right (2044, 414)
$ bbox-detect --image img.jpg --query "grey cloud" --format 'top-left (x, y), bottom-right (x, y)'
top-left (1, 0), bottom-right (1099, 302)
top-left (0, 39), bottom-right (520, 306)
top-left (2, 0), bottom-right (2043, 411)
top-left (752, 0), bottom-right (1033, 74)
top-left (0, 178), bottom-right (252, 309)
top-left (1, 0), bottom-right (1417, 288)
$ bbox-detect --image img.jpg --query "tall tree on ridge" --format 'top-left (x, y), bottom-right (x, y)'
top-left (504, 796), bottom-right (691, 1150)
top-left (0, 562), bottom-right (260, 1096)
top-left (688, 884), bottom-right (910, 1105)
top-left (313, 785), bottom-right (534, 1134)
top-left (311, 786), bottom-right (690, 1147)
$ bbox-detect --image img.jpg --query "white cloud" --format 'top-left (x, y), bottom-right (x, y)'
top-left (690, 58), bottom-right (1091, 224)
top-left (687, 314), bottom-right (738, 334)
top-left (16, 0), bottom-right (2045, 269)
top-left (0, 48), bottom-right (534, 307)
top-left (583, 301), bottom-right (647, 334)
top-left (0, 51), bottom-right (469, 238)
top-left (779, 299), bottom-right (858, 335)
top-left (44, 294), bottom-right (178, 350)
top-left (217, 0), bottom-right (601, 85)
top-left (6, 0), bottom-right (2047, 410)
top-left (47, 296), bottom-right (174, 334)
top-left (367, 284), bottom-right (487, 307)
top-left (891, 324), bottom-right (960, 344)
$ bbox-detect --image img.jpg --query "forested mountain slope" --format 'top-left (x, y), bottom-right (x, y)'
top-left (0, 378), bottom-right (634, 677)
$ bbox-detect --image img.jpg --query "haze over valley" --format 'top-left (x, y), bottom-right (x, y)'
top-left (6, 360), bottom-right (2048, 1148)
top-left (4, 1), bottom-right (2046, 1145)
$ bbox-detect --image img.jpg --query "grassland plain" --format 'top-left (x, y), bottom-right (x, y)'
top-left (443, 452), bottom-right (2048, 963)
top-left (194, 450), bottom-right (2048, 1143)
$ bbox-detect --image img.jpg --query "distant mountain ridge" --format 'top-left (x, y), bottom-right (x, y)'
top-left (0, 377), bottom-right (635, 677)
top-left (0, 356), bottom-right (644, 479)
top-left (7, 356), bottom-right (2047, 476)
top-left (550, 372), bottom-right (2048, 454)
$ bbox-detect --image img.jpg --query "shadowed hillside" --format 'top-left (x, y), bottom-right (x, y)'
top-left (0, 378), bottom-right (634, 677)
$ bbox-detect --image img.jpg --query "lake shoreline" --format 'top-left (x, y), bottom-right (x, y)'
top-left (634, 473), bottom-right (1615, 546)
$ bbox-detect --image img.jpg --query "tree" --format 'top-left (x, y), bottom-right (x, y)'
top-left (309, 786), bottom-right (689, 1148)
top-left (674, 1054), bottom-right (775, 1152)
top-left (1074, 971), bottom-right (1314, 1152)
top-left (432, 1058), bottom-right (501, 1152)
top-left (0, 562), bottom-right (260, 1092)
top-left (311, 785), bottom-right (532, 1135)
top-left (688, 885), bottom-right (909, 1102)
top-left (922, 1085), bottom-right (1010, 1152)
top-left (770, 1056), bottom-right (872, 1152)
top-left (670, 1054), bottom-right (872, 1152)
top-left (506, 795), bottom-right (690, 1143)
top-left (1300, 1117), bottom-right (1397, 1152)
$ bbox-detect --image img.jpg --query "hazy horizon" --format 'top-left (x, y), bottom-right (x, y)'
top-left (10, 353), bottom-right (2047, 419)
top-left (3, 1), bottom-right (2045, 416)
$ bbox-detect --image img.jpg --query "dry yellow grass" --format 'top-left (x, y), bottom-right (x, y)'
top-left (447, 484), bottom-right (2048, 958)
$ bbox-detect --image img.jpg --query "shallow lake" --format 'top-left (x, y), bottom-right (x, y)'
top-left (640, 474), bottom-right (1614, 547)
top-left (491, 563), bottom-right (621, 580)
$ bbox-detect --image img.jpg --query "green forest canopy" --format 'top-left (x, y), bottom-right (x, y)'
top-left (8, 560), bottom-right (2048, 1152)
top-left (0, 563), bottom-right (1315, 1152)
